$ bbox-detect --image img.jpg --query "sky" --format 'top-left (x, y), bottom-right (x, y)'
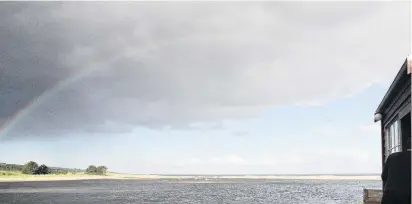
top-left (0, 2), bottom-right (410, 174)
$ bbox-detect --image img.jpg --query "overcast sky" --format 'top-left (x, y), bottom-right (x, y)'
top-left (0, 2), bottom-right (410, 174)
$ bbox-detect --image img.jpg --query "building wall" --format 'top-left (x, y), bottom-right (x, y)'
top-left (381, 79), bottom-right (411, 166)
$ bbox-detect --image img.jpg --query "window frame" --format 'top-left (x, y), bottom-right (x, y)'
top-left (384, 119), bottom-right (402, 160)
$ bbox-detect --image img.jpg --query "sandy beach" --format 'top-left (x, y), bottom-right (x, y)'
top-left (0, 174), bottom-right (381, 182)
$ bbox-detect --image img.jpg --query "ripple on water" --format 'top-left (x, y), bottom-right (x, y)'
top-left (0, 179), bottom-right (381, 204)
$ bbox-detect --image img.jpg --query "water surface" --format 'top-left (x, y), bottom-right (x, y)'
top-left (0, 179), bottom-right (381, 204)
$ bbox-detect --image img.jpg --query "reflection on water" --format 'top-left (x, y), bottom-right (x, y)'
top-left (0, 179), bottom-right (380, 204)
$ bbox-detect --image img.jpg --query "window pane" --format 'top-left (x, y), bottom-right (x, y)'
top-left (391, 124), bottom-right (396, 149)
top-left (398, 122), bottom-right (402, 149)
top-left (385, 129), bottom-right (390, 156)
top-left (395, 121), bottom-right (401, 152)
top-left (386, 129), bottom-right (390, 150)
top-left (394, 121), bottom-right (399, 146)
top-left (394, 125), bottom-right (398, 150)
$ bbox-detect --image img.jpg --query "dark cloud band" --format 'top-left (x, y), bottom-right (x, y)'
top-left (0, 2), bottom-right (409, 140)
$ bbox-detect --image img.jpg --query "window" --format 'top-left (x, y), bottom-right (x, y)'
top-left (385, 129), bottom-right (390, 157)
top-left (385, 120), bottom-right (402, 160)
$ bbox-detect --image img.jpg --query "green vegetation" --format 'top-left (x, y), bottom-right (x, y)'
top-left (86, 165), bottom-right (108, 175)
top-left (55, 169), bottom-right (69, 175)
top-left (22, 161), bottom-right (38, 174)
top-left (0, 163), bottom-right (23, 172)
top-left (0, 171), bottom-right (25, 177)
top-left (0, 161), bottom-right (108, 177)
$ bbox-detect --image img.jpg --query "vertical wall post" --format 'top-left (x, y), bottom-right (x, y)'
top-left (380, 120), bottom-right (385, 189)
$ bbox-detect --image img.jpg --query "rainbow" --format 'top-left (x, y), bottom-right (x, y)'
top-left (0, 37), bottom-right (184, 140)
top-left (0, 65), bottom-right (102, 139)
top-left (0, 47), bottom-right (136, 139)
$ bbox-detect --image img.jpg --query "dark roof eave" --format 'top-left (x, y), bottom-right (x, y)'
top-left (375, 59), bottom-right (409, 114)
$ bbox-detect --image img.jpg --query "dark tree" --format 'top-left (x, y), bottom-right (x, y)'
top-left (33, 164), bottom-right (50, 175)
top-left (86, 165), bottom-right (98, 174)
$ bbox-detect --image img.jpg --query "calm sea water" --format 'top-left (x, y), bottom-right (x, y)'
top-left (0, 179), bottom-right (381, 204)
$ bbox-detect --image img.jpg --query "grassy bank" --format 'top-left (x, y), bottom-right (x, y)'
top-left (1, 170), bottom-right (154, 179)
top-left (0, 161), bottom-right (109, 181)
top-left (0, 170), bottom-right (115, 182)
top-left (0, 171), bottom-right (25, 177)
top-left (0, 170), bottom-right (91, 178)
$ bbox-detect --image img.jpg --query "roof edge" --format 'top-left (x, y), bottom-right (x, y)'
top-left (375, 59), bottom-right (409, 114)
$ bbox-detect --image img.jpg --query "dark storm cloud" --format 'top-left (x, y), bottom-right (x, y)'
top-left (0, 3), bottom-right (75, 133)
top-left (0, 2), bottom-right (409, 139)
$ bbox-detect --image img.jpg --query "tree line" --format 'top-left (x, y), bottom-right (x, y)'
top-left (0, 161), bottom-right (108, 175)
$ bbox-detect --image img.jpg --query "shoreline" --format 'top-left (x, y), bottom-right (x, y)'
top-left (0, 174), bottom-right (381, 182)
